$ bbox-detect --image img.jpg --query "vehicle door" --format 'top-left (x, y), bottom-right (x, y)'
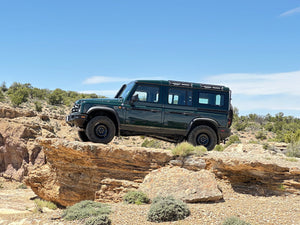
top-left (163, 87), bottom-right (195, 133)
top-left (125, 84), bottom-right (163, 132)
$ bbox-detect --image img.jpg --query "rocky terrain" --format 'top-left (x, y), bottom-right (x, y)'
top-left (0, 103), bottom-right (300, 224)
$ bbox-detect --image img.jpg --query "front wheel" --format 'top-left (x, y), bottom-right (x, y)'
top-left (86, 116), bottom-right (116, 144)
top-left (78, 130), bottom-right (89, 142)
top-left (187, 125), bottom-right (217, 151)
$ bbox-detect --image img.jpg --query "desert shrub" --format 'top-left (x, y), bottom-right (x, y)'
top-left (0, 90), bottom-right (4, 102)
top-left (17, 183), bottom-right (27, 189)
top-left (222, 217), bottom-right (251, 225)
top-left (255, 130), bottom-right (267, 140)
top-left (286, 141), bottom-right (300, 158)
top-left (123, 191), bottom-right (150, 205)
top-left (84, 215), bottom-right (111, 225)
top-left (225, 135), bottom-right (241, 148)
top-left (193, 145), bottom-right (207, 156)
top-left (234, 121), bottom-right (248, 131)
top-left (172, 142), bottom-right (207, 156)
top-left (172, 142), bottom-right (195, 157)
top-left (34, 199), bottom-right (57, 212)
top-left (263, 143), bottom-right (269, 150)
top-left (62, 200), bottom-right (110, 221)
top-left (1, 82), bottom-right (8, 92)
top-left (8, 86), bottom-right (30, 106)
top-left (34, 101), bottom-right (43, 112)
top-left (214, 144), bottom-right (225, 151)
top-left (141, 139), bottom-right (162, 148)
top-left (48, 88), bottom-right (65, 105)
top-left (147, 196), bottom-right (190, 222)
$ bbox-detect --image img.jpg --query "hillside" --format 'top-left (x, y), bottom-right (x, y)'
top-left (0, 83), bottom-right (300, 225)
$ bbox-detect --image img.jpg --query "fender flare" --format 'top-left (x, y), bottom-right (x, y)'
top-left (187, 118), bottom-right (219, 137)
top-left (86, 106), bottom-right (121, 136)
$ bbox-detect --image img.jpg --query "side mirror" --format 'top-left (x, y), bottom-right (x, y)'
top-left (130, 94), bottom-right (139, 105)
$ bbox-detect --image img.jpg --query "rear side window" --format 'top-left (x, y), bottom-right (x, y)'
top-left (168, 88), bottom-right (192, 106)
top-left (198, 92), bottom-right (224, 107)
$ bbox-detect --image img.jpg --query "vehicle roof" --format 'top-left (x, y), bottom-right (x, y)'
top-left (135, 80), bottom-right (230, 91)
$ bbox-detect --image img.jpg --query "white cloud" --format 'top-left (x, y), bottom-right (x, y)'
top-left (207, 70), bottom-right (300, 96)
top-left (280, 6), bottom-right (300, 17)
top-left (206, 70), bottom-right (300, 115)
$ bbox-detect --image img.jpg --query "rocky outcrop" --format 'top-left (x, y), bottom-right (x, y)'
top-left (0, 119), bottom-right (43, 180)
top-left (139, 166), bottom-right (223, 202)
top-left (25, 138), bottom-right (173, 206)
top-left (0, 105), bottom-right (75, 181)
top-left (203, 144), bottom-right (300, 195)
top-left (0, 105), bottom-right (36, 119)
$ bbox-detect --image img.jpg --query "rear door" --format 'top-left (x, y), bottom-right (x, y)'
top-left (163, 87), bottom-right (195, 134)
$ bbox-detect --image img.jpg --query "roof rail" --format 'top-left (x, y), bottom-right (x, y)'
top-left (168, 80), bottom-right (193, 88)
top-left (200, 83), bottom-right (224, 90)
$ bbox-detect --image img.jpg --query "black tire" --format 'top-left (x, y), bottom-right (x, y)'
top-left (78, 130), bottom-right (89, 142)
top-left (187, 125), bottom-right (217, 151)
top-left (86, 116), bottom-right (116, 144)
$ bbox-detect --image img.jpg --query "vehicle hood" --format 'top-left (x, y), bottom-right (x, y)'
top-left (76, 98), bottom-right (123, 106)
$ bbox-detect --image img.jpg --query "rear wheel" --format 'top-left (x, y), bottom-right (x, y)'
top-left (86, 116), bottom-right (116, 144)
top-left (187, 125), bottom-right (217, 151)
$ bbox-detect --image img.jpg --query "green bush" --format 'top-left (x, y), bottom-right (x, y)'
top-left (255, 130), bottom-right (267, 140)
top-left (193, 145), bottom-right (207, 156)
top-left (0, 90), bottom-right (4, 102)
top-left (84, 215), bottom-right (111, 225)
top-left (234, 121), bottom-right (248, 131)
top-left (8, 87), bottom-right (29, 106)
top-left (34, 199), bottom-right (57, 212)
top-left (48, 88), bottom-right (65, 105)
top-left (172, 142), bottom-right (207, 157)
top-left (62, 200), bottom-right (111, 221)
top-left (34, 101), bottom-right (43, 112)
top-left (225, 135), bottom-right (241, 148)
top-left (123, 191), bottom-right (150, 205)
top-left (286, 141), bottom-right (300, 158)
top-left (214, 144), bottom-right (225, 151)
top-left (222, 216), bottom-right (251, 225)
top-left (141, 139), bottom-right (162, 148)
top-left (147, 196), bottom-right (190, 222)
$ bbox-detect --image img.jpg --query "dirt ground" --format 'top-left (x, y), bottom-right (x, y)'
top-left (0, 178), bottom-right (299, 225)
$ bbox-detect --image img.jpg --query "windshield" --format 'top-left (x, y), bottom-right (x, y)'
top-left (116, 81), bottom-right (135, 99)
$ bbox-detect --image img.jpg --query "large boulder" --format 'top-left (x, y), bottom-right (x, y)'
top-left (139, 166), bottom-right (223, 202)
top-left (25, 138), bottom-right (173, 206)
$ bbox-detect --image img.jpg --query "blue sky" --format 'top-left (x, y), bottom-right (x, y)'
top-left (0, 0), bottom-right (299, 117)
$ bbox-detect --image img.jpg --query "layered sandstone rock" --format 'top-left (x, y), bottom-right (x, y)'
top-left (25, 138), bottom-right (173, 206)
top-left (203, 144), bottom-right (300, 195)
top-left (139, 166), bottom-right (223, 202)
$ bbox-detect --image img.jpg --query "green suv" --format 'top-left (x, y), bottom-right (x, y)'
top-left (66, 80), bottom-right (233, 150)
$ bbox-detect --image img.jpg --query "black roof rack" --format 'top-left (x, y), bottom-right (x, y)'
top-left (169, 80), bottom-right (224, 90)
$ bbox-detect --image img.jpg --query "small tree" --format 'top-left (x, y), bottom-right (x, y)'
top-left (0, 90), bottom-right (4, 102)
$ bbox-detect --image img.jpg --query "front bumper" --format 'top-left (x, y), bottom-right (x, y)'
top-left (66, 113), bottom-right (88, 128)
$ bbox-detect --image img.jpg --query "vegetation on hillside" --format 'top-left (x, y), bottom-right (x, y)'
top-left (0, 81), bottom-right (105, 107)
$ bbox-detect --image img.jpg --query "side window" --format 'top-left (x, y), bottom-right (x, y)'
top-left (133, 85), bottom-right (160, 103)
top-left (198, 92), bottom-right (224, 107)
top-left (168, 88), bottom-right (192, 106)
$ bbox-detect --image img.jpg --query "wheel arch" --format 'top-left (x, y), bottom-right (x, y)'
top-left (86, 106), bottom-right (120, 136)
top-left (187, 118), bottom-right (219, 143)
